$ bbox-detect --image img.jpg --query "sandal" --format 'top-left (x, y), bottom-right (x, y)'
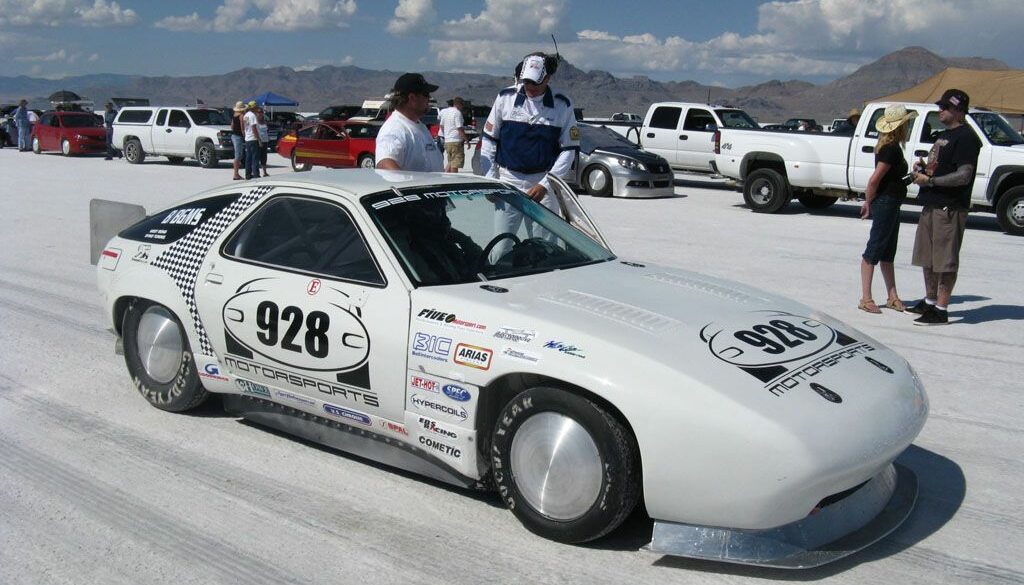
top-left (885, 298), bottom-right (906, 312)
top-left (858, 299), bottom-right (882, 314)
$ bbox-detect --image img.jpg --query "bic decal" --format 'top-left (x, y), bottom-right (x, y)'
top-left (223, 278), bottom-right (368, 372)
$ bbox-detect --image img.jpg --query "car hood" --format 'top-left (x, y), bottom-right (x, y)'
top-left (591, 145), bottom-right (667, 166)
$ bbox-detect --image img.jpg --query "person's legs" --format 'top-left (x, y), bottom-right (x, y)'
top-left (105, 127), bottom-right (114, 159)
top-left (245, 140), bottom-right (259, 178)
top-left (937, 271), bottom-right (957, 307)
top-left (18, 124), bottom-right (30, 150)
top-left (260, 144), bottom-right (268, 175)
top-left (231, 135), bottom-right (243, 179)
top-left (879, 262), bottom-right (900, 305)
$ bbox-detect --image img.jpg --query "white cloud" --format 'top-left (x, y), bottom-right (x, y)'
top-left (15, 48), bottom-right (69, 62)
top-left (292, 55), bottom-right (354, 71)
top-left (441, 0), bottom-right (567, 41)
top-left (155, 0), bottom-right (357, 33)
top-left (0, 0), bottom-right (137, 27)
top-left (87, 52), bottom-right (99, 61)
top-left (387, 0), bottom-right (435, 35)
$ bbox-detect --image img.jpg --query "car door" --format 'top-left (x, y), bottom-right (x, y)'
top-left (677, 107), bottom-right (717, 170)
top-left (152, 108), bottom-right (171, 152)
top-left (196, 190), bottom-right (411, 425)
top-left (38, 113), bottom-right (58, 150)
top-left (163, 109), bottom-right (192, 155)
top-left (642, 105), bottom-right (683, 164)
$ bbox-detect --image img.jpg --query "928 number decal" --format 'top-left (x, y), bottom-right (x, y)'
top-left (733, 319), bottom-right (817, 354)
top-left (256, 301), bottom-right (330, 358)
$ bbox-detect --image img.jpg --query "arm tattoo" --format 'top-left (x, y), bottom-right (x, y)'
top-left (932, 164), bottom-right (974, 187)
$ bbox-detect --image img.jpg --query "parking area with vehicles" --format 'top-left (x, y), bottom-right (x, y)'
top-left (1, 147), bottom-right (1021, 583)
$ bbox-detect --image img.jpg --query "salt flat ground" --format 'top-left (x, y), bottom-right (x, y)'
top-left (0, 149), bottom-right (1021, 585)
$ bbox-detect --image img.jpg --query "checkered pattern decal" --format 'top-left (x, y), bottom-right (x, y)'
top-left (152, 185), bottom-right (274, 355)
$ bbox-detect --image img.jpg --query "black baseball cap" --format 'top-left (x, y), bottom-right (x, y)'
top-left (392, 73), bottom-right (439, 95)
top-left (936, 88), bottom-right (969, 112)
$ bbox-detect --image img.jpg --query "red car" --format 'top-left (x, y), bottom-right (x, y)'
top-left (32, 111), bottom-right (106, 155)
top-left (280, 121), bottom-right (381, 171)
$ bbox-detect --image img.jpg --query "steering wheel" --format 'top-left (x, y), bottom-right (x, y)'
top-left (477, 232), bottom-right (521, 273)
top-left (509, 237), bottom-right (561, 267)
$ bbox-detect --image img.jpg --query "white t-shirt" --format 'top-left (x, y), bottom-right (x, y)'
top-left (438, 106), bottom-right (464, 143)
top-left (376, 111), bottom-right (443, 172)
top-left (243, 111), bottom-right (258, 141)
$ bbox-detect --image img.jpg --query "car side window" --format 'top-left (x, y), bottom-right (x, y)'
top-left (48, 115), bottom-right (60, 127)
top-left (156, 109), bottom-right (167, 126)
top-left (920, 112), bottom-right (942, 144)
top-left (223, 196), bottom-right (385, 286)
top-left (649, 106), bottom-right (682, 130)
top-left (683, 109), bottom-right (715, 132)
top-left (168, 110), bottom-right (190, 128)
top-left (864, 109), bottom-right (887, 139)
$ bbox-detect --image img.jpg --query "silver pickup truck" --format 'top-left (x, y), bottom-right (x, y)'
top-left (112, 106), bottom-right (234, 168)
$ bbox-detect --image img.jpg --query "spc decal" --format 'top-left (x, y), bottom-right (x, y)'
top-left (453, 343), bottom-right (493, 370)
top-left (411, 333), bottom-right (452, 362)
top-left (323, 403), bottom-right (372, 426)
top-left (442, 384), bottom-right (472, 402)
top-left (222, 277), bottom-right (369, 372)
top-left (151, 186), bottom-right (273, 355)
top-left (410, 394), bottom-right (468, 421)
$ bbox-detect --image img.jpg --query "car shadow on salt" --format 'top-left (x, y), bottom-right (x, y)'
top-left (644, 445), bottom-right (964, 576)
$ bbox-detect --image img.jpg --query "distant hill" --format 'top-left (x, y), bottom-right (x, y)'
top-left (0, 47), bottom-right (1013, 122)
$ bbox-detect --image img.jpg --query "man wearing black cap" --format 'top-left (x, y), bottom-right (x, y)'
top-left (376, 73), bottom-right (443, 172)
top-left (908, 88), bottom-right (981, 325)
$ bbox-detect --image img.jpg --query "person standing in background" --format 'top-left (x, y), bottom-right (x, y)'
top-left (13, 100), bottom-right (31, 151)
top-left (242, 101), bottom-right (261, 180)
top-left (375, 73), bottom-right (443, 172)
top-left (230, 101), bottom-right (245, 180)
top-left (438, 97), bottom-right (467, 172)
top-left (256, 106), bottom-right (270, 176)
top-left (103, 102), bottom-right (120, 160)
top-left (857, 104), bottom-right (917, 314)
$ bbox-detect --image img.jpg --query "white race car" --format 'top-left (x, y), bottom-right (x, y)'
top-left (94, 170), bottom-right (927, 568)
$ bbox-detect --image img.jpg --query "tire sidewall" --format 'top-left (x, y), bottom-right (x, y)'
top-left (491, 387), bottom-right (637, 543)
top-left (32, 136), bottom-right (41, 154)
top-left (584, 165), bottom-right (612, 197)
top-left (358, 154), bottom-right (375, 169)
top-left (125, 139), bottom-right (143, 164)
top-left (996, 187), bottom-right (1024, 236)
top-left (122, 299), bottom-right (206, 412)
top-left (61, 139), bottom-right (71, 156)
top-left (197, 143), bottom-right (216, 168)
top-left (744, 168), bottom-right (789, 213)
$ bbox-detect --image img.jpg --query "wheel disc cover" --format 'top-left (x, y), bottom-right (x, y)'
top-left (1010, 199), bottom-right (1024, 225)
top-left (588, 169), bottom-right (608, 192)
top-left (510, 411), bottom-right (603, 521)
top-left (135, 306), bottom-right (183, 384)
top-left (751, 179), bottom-right (773, 204)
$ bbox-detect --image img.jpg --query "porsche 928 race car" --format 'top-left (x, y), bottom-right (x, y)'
top-left (94, 170), bottom-right (927, 568)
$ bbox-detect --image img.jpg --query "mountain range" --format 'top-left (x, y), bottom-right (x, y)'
top-left (0, 47), bottom-right (1012, 123)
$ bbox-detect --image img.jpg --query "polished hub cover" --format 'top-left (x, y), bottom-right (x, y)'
top-left (510, 411), bottom-right (602, 521)
top-left (136, 306), bottom-right (183, 384)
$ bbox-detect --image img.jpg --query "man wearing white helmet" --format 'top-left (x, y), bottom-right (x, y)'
top-left (479, 52), bottom-right (579, 258)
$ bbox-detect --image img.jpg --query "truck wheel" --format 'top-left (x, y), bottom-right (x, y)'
top-left (358, 154), bottom-right (375, 169)
top-left (122, 299), bottom-right (208, 412)
top-left (996, 186), bottom-right (1024, 236)
top-left (166, 156), bottom-right (185, 165)
top-left (743, 168), bottom-right (790, 213)
top-left (583, 165), bottom-right (612, 197)
top-left (124, 138), bottom-right (145, 164)
top-left (197, 142), bottom-right (218, 168)
top-left (291, 150), bottom-right (311, 172)
top-left (797, 191), bottom-right (838, 209)
top-left (491, 387), bottom-right (641, 544)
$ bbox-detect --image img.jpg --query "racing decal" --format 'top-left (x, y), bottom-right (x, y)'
top-left (379, 419), bottom-right (408, 436)
top-left (306, 278), bottom-right (321, 295)
top-left (274, 389), bottom-right (317, 407)
top-left (418, 435), bottom-right (461, 460)
top-left (543, 340), bottom-right (585, 359)
top-left (236, 378), bottom-right (272, 398)
top-left (418, 415), bottom-right (459, 441)
top-left (416, 308), bottom-right (487, 333)
top-left (410, 394), bottom-right (468, 421)
top-left (410, 332), bottom-right (452, 362)
top-left (323, 403), bottom-right (372, 426)
top-left (151, 186), bottom-right (272, 355)
top-left (132, 244), bottom-right (151, 263)
top-left (222, 278), bottom-right (369, 373)
top-left (493, 327), bottom-right (535, 344)
top-left (700, 311), bottom-right (876, 399)
top-left (199, 363), bottom-right (229, 382)
top-left (501, 346), bottom-right (540, 364)
top-left (410, 374), bottom-right (440, 393)
top-left (453, 343), bottom-right (493, 370)
top-left (442, 384), bottom-right (472, 402)
top-left (223, 354), bottom-right (379, 407)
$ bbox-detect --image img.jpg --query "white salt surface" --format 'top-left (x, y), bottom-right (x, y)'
top-left (0, 149), bottom-right (1021, 584)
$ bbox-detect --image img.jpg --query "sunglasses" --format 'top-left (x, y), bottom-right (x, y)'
top-left (523, 79), bottom-right (541, 87)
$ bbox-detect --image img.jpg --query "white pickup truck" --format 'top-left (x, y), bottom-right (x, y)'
top-left (713, 101), bottom-right (1024, 235)
top-left (640, 102), bottom-right (761, 172)
top-left (112, 106), bottom-right (235, 168)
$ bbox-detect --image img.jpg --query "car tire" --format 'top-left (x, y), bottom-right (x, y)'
top-left (61, 139), bottom-right (72, 156)
top-left (796, 191), bottom-right (838, 209)
top-left (167, 156), bottom-right (185, 165)
top-left (743, 168), bottom-right (790, 213)
top-left (31, 136), bottom-right (41, 154)
top-left (996, 186), bottom-right (1024, 236)
top-left (491, 387), bottom-right (640, 544)
top-left (291, 150), bottom-right (311, 172)
top-left (122, 299), bottom-right (208, 413)
top-left (124, 138), bottom-right (145, 164)
top-left (583, 165), bottom-right (612, 197)
top-left (197, 142), bottom-right (218, 168)
top-left (358, 154), bottom-right (375, 169)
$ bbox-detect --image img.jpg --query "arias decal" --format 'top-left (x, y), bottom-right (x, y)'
top-left (453, 343), bottom-right (493, 370)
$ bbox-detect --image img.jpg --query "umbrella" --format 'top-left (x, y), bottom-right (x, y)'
top-left (48, 90), bottom-right (82, 102)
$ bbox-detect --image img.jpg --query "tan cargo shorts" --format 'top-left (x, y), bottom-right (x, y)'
top-left (912, 206), bottom-right (968, 273)
top-left (445, 142), bottom-right (465, 168)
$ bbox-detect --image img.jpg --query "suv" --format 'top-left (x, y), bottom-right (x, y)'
top-left (112, 106), bottom-right (233, 167)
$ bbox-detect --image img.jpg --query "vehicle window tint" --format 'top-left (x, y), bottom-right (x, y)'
top-left (63, 114), bottom-right (101, 128)
top-left (864, 109), bottom-right (887, 139)
top-left (168, 110), bottom-right (190, 128)
top-left (716, 109), bottom-right (759, 129)
top-left (297, 125), bottom-right (316, 138)
top-left (119, 194), bottom-right (240, 243)
top-left (649, 107), bottom-right (681, 130)
top-left (188, 109), bottom-right (229, 126)
top-left (117, 109), bottom-right (153, 124)
top-left (48, 115), bottom-right (60, 127)
top-left (223, 196), bottom-right (384, 286)
top-left (683, 109), bottom-right (715, 131)
top-left (156, 109), bottom-right (167, 126)
top-left (348, 124), bottom-right (379, 139)
top-left (919, 112), bottom-right (941, 144)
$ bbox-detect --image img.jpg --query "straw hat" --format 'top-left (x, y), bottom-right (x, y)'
top-left (233, 101), bottom-right (245, 113)
top-left (875, 104), bottom-right (918, 133)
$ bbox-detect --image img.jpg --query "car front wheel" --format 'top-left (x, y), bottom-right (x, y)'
top-left (358, 154), bottom-right (375, 169)
top-left (583, 165), bottom-right (612, 197)
top-left (122, 299), bottom-right (208, 412)
top-left (31, 136), bottom-right (41, 154)
top-left (61, 139), bottom-right (72, 156)
top-left (291, 150), bottom-right (311, 172)
top-left (197, 142), bottom-right (218, 168)
top-left (491, 387), bottom-right (640, 543)
top-left (996, 186), bottom-right (1024, 236)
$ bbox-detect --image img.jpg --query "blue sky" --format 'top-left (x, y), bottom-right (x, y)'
top-left (1, 0), bottom-right (1021, 87)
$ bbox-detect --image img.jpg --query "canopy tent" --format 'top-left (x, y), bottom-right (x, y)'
top-left (873, 68), bottom-right (1024, 115)
top-left (246, 91), bottom-right (299, 107)
top-left (48, 90), bottom-right (82, 102)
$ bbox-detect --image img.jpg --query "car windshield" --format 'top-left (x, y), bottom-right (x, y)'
top-left (62, 114), bottom-right (102, 128)
top-left (188, 109), bottom-right (230, 126)
top-left (970, 112), bottom-right (1024, 146)
top-left (716, 109), bottom-right (759, 129)
top-left (579, 124), bottom-right (636, 153)
top-left (364, 183), bottom-right (614, 286)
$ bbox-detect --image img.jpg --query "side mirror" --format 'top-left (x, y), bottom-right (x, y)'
top-left (705, 123), bottom-right (717, 132)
